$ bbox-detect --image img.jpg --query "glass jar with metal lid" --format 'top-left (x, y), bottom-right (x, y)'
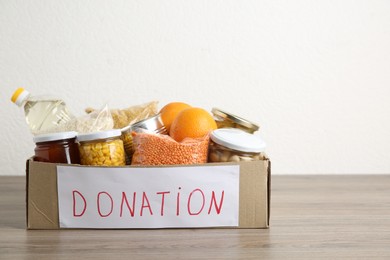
top-left (211, 108), bottom-right (259, 134)
top-left (208, 128), bottom-right (266, 163)
top-left (121, 113), bottom-right (167, 164)
top-left (77, 129), bottom-right (126, 166)
top-left (33, 131), bottom-right (80, 164)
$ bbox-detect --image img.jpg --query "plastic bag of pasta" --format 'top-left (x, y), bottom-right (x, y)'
top-left (76, 104), bottom-right (114, 133)
top-left (85, 101), bottom-right (158, 129)
top-left (45, 104), bottom-right (113, 134)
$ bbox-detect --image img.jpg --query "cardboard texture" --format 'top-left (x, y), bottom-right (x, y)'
top-left (26, 159), bottom-right (271, 230)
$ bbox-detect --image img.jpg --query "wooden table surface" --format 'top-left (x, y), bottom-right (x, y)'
top-left (1, 175), bottom-right (389, 259)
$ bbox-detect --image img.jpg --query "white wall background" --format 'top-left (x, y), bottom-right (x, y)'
top-left (1, 0), bottom-right (390, 175)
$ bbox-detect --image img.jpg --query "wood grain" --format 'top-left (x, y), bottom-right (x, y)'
top-left (1, 175), bottom-right (389, 259)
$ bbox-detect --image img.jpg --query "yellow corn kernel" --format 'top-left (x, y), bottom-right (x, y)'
top-left (79, 138), bottom-right (126, 166)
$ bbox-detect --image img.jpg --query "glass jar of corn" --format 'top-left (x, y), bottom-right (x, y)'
top-left (77, 130), bottom-right (126, 166)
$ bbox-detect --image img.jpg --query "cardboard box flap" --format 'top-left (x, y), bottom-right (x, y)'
top-left (27, 161), bottom-right (59, 229)
top-left (267, 160), bottom-right (271, 226)
top-left (238, 160), bottom-right (269, 228)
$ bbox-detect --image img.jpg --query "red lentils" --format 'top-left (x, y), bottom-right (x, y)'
top-left (131, 132), bottom-right (210, 165)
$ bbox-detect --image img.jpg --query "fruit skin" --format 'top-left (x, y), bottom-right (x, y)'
top-left (169, 107), bottom-right (217, 142)
top-left (159, 102), bottom-right (191, 132)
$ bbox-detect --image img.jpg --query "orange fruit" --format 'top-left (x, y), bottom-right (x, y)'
top-left (169, 107), bottom-right (217, 142)
top-left (160, 102), bottom-right (191, 132)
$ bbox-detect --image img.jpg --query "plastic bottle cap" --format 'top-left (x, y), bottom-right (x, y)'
top-left (77, 129), bottom-right (122, 142)
top-left (210, 128), bottom-right (266, 153)
top-left (33, 131), bottom-right (78, 143)
top-left (11, 88), bottom-right (30, 107)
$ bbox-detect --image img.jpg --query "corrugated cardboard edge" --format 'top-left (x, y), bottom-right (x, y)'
top-left (25, 160), bottom-right (29, 229)
top-left (267, 160), bottom-right (271, 227)
top-left (237, 160), bottom-right (269, 228)
top-left (26, 159), bottom-right (271, 230)
top-left (27, 160), bottom-right (59, 229)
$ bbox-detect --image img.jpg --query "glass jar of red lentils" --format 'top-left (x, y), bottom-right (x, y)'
top-left (77, 130), bottom-right (126, 166)
top-left (208, 128), bottom-right (266, 163)
top-left (33, 131), bottom-right (80, 164)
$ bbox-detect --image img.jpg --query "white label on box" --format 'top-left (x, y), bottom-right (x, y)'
top-left (57, 165), bottom-right (240, 229)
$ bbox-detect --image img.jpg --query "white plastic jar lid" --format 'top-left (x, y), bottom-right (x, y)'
top-left (210, 128), bottom-right (266, 153)
top-left (77, 129), bottom-right (122, 142)
top-left (33, 131), bottom-right (78, 143)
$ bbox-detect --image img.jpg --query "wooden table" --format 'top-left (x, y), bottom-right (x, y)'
top-left (1, 175), bottom-right (389, 259)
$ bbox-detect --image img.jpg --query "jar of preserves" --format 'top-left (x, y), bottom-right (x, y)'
top-left (211, 108), bottom-right (259, 133)
top-left (33, 131), bottom-right (80, 164)
top-left (77, 129), bottom-right (126, 166)
top-left (121, 113), bottom-right (167, 164)
top-left (208, 128), bottom-right (266, 163)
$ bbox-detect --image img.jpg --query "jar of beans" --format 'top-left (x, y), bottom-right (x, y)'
top-left (208, 128), bottom-right (266, 163)
top-left (33, 131), bottom-right (80, 164)
top-left (77, 130), bottom-right (126, 166)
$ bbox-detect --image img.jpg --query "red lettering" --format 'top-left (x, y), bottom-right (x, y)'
top-left (140, 192), bottom-right (153, 216)
top-left (208, 190), bottom-right (225, 214)
top-left (120, 192), bottom-right (136, 217)
top-left (187, 188), bottom-right (205, 216)
top-left (72, 190), bottom-right (87, 217)
top-left (176, 187), bottom-right (181, 216)
top-left (156, 191), bottom-right (170, 216)
top-left (97, 192), bottom-right (113, 217)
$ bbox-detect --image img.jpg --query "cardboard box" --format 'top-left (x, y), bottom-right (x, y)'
top-left (26, 159), bottom-right (270, 229)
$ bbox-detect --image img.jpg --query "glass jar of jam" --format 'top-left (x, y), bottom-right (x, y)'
top-left (77, 129), bottom-right (126, 166)
top-left (211, 108), bottom-right (259, 133)
top-left (33, 131), bottom-right (80, 164)
top-left (208, 128), bottom-right (266, 163)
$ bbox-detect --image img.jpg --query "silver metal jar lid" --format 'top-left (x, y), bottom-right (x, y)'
top-left (211, 108), bottom-right (259, 132)
top-left (126, 113), bottom-right (167, 135)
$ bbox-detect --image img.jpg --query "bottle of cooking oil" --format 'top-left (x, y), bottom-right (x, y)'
top-left (11, 88), bottom-right (75, 135)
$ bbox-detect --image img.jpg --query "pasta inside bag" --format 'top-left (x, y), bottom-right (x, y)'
top-left (76, 104), bottom-right (114, 133)
top-left (85, 101), bottom-right (158, 129)
top-left (45, 104), bottom-right (114, 134)
top-left (131, 132), bottom-right (210, 166)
